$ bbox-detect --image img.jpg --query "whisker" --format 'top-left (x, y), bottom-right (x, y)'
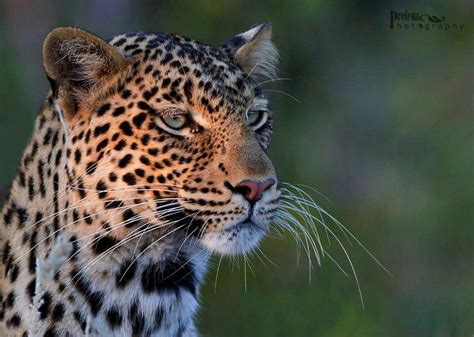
top-left (261, 89), bottom-right (301, 103)
top-left (257, 77), bottom-right (293, 86)
top-left (276, 181), bottom-right (394, 308)
top-left (255, 246), bottom-right (277, 267)
top-left (276, 208), bottom-right (364, 307)
top-left (280, 190), bottom-right (391, 275)
top-left (214, 254), bottom-right (224, 292)
top-left (22, 198), bottom-right (184, 260)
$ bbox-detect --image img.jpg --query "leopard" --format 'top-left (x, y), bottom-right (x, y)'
top-left (0, 23), bottom-right (281, 336)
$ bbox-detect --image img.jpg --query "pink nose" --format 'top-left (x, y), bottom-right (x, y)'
top-left (235, 178), bottom-right (276, 203)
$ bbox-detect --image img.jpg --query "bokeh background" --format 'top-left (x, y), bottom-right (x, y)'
top-left (0, 1), bottom-right (472, 336)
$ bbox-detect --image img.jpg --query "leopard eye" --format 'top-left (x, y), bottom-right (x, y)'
top-left (161, 114), bottom-right (188, 130)
top-left (246, 110), bottom-right (268, 130)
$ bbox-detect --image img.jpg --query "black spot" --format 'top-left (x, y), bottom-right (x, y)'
top-left (162, 93), bottom-right (172, 102)
top-left (27, 278), bottom-right (36, 300)
top-left (9, 264), bottom-right (19, 282)
top-left (129, 302), bottom-right (145, 337)
top-left (94, 123), bottom-right (111, 137)
top-left (160, 53), bottom-right (173, 65)
top-left (74, 149), bottom-right (82, 164)
top-left (3, 207), bottom-right (14, 225)
top-left (78, 179), bottom-right (87, 199)
top-left (170, 60), bottom-right (181, 69)
top-left (122, 209), bottom-right (140, 227)
top-left (54, 149), bottom-right (62, 166)
top-left (72, 211), bottom-right (79, 225)
top-left (122, 173), bottom-right (137, 185)
top-left (105, 200), bottom-right (122, 209)
top-left (153, 307), bottom-right (164, 332)
top-left (74, 310), bottom-right (87, 332)
top-left (132, 112), bottom-right (147, 129)
top-left (119, 121), bottom-right (133, 136)
top-left (144, 64), bottom-right (153, 73)
top-left (28, 176), bottom-right (35, 200)
top-left (52, 303), bottom-right (65, 322)
top-left (96, 138), bottom-right (109, 152)
top-left (106, 307), bottom-right (123, 329)
top-left (135, 169), bottom-right (145, 177)
top-left (28, 231), bottom-right (37, 273)
top-left (124, 43), bottom-right (139, 51)
top-left (5, 291), bottom-right (15, 308)
top-left (71, 268), bottom-right (104, 316)
top-left (148, 148), bottom-right (158, 156)
top-left (114, 139), bottom-right (127, 151)
top-left (137, 101), bottom-right (154, 113)
top-left (18, 169), bottom-right (26, 186)
top-left (141, 134), bottom-right (150, 146)
top-left (38, 292), bottom-right (52, 320)
top-left (6, 313), bottom-right (21, 327)
top-left (83, 211), bottom-right (93, 225)
top-left (97, 103), bottom-right (111, 116)
top-left (96, 180), bottom-right (108, 199)
top-left (109, 172), bottom-right (118, 182)
top-left (116, 259), bottom-right (137, 288)
top-left (2, 241), bottom-right (11, 265)
top-left (183, 79), bottom-right (193, 102)
top-left (113, 106), bottom-right (126, 117)
top-left (121, 90), bottom-right (131, 99)
top-left (113, 38), bottom-right (127, 47)
top-left (43, 128), bottom-right (53, 145)
top-left (139, 156), bottom-right (151, 165)
top-left (38, 161), bottom-right (46, 196)
top-left (204, 81), bottom-right (212, 92)
top-left (143, 87), bottom-right (158, 101)
top-left (92, 235), bottom-right (119, 255)
top-left (118, 154), bottom-right (133, 168)
top-left (16, 207), bottom-right (28, 227)
top-left (43, 328), bottom-right (56, 337)
top-left (86, 161), bottom-right (98, 175)
top-left (141, 256), bottom-right (196, 295)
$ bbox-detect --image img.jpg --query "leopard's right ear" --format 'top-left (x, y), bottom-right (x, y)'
top-left (43, 27), bottom-right (128, 112)
top-left (220, 23), bottom-right (278, 82)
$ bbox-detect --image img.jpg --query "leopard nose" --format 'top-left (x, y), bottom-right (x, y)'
top-left (234, 178), bottom-right (276, 203)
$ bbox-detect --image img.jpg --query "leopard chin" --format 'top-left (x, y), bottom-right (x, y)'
top-left (200, 221), bottom-right (266, 255)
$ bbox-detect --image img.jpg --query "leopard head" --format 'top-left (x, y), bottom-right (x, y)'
top-left (42, 23), bottom-right (280, 256)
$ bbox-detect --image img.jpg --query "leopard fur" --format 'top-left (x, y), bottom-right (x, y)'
top-left (0, 23), bottom-right (279, 336)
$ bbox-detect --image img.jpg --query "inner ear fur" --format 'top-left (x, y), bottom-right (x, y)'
top-left (43, 27), bottom-right (128, 112)
top-left (220, 23), bottom-right (279, 81)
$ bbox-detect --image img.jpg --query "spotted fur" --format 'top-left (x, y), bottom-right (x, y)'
top-left (0, 23), bottom-right (280, 336)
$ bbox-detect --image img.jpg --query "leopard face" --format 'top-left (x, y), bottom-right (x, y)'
top-left (44, 24), bottom-right (280, 256)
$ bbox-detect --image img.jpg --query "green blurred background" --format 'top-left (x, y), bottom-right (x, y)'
top-left (0, 1), bottom-right (472, 336)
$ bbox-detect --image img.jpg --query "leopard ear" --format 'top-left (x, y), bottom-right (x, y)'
top-left (220, 22), bottom-right (278, 81)
top-left (43, 27), bottom-right (128, 110)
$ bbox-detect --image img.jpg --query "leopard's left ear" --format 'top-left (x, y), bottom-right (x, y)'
top-left (43, 27), bottom-right (128, 115)
top-left (220, 22), bottom-right (278, 81)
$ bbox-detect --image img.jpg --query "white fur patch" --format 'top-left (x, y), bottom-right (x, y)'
top-left (201, 223), bottom-right (265, 255)
top-left (234, 24), bottom-right (279, 81)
